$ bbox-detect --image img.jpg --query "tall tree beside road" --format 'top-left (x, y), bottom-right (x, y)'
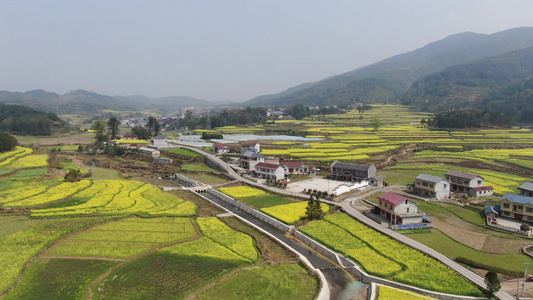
top-left (107, 116), bottom-right (120, 139)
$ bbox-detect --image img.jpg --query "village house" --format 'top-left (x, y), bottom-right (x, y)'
top-left (408, 174), bottom-right (450, 200)
top-left (330, 161), bottom-right (376, 181)
top-left (254, 162), bottom-right (285, 181)
top-left (378, 192), bottom-right (425, 225)
top-left (240, 141), bottom-right (260, 153)
top-left (138, 147), bottom-right (160, 157)
top-left (214, 143), bottom-right (230, 155)
top-left (280, 161), bottom-right (309, 175)
top-left (445, 170), bottom-right (494, 197)
top-left (152, 135), bottom-right (168, 148)
top-left (500, 194), bottom-right (533, 222)
top-left (239, 148), bottom-right (265, 170)
top-left (519, 182), bottom-right (533, 197)
top-left (122, 134), bottom-right (138, 140)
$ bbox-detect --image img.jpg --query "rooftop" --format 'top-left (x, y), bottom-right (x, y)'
top-left (519, 182), bottom-right (533, 191)
top-left (241, 141), bottom-right (259, 146)
top-left (473, 186), bottom-right (494, 191)
top-left (416, 174), bottom-right (447, 183)
top-left (331, 161), bottom-right (373, 171)
top-left (445, 170), bottom-right (481, 180)
top-left (281, 161), bottom-right (304, 167)
top-left (502, 193), bottom-right (533, 204)
top-left (378, 192), bottom-right (411, 206)
top-left (154, 135), bottom-right (166, 139)
top-left (255, 162), bottom-right (281, 170)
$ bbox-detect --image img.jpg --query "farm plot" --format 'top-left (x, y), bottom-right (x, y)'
top-left (377, 285), bottom-right (437, 300)
top-left (261, 201), bottom-right (330, 224)
top-left (46, 217), bottom-right (197, 259)
top-left (4, 180), bottom-right (92, 207)
top-left (3, 258), bottom-right (116, 300)
top-left (302, 214), bottom-right (482, 296)
top-left (219, 186), bottom-right (268, 198)
top-left (31, 180), bottom-right (198, 217)
top-left (318, 213), bottom-right (482, 296)
top-left (0, 216), bottom-right (110, 294)
top-left (197, 263), bottom-right (318, 300)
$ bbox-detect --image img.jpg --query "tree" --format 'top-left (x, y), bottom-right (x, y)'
top-left (91, 120), bottom-right (107, 142)
top-left (357, 105), bottom-right (365, 119)
top-left (64, 169), bottom-right (81, 182)
top-left (146, 116), bottom-right (161, 137)
top-left (371, 117), bottom-right (382, 131)
top-left (485, 270), bottom-right (500, 297)
top-left (107, 116), bottom-right (120, 140)
top-left (290, 104), bottom-right (308, 120)
top-left (305, 195), bottom-right (323, 220)
top-left (0, 132), bottom-right (17, 152)
top-left (77, 144), bottom-right (84, 152)
top-left (131, 126), bottom-right (150, 140)
top-left (521, 224), bottom-right (531, 232)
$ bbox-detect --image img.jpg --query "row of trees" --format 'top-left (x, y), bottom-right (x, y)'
top-left (91, 115), bottom-right (161, 141)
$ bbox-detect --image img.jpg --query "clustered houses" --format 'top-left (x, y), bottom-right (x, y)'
top-left (378, 192), bottom-right (425, 225)
top-left (408, 170), bottom-right (494, 200)
top-left (445, 170), bottom-right (494, 197)
top-left (500, 182), bottom-right (533, 222)
top-left (237, 142), bottom-right (313, 181)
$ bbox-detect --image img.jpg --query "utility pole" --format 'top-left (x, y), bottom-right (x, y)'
top-left (523, 262), bottom-right (530, 296)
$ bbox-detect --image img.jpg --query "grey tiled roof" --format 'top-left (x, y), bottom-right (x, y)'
top-left (331, 161), bottom-right (371, 171)
top-left (519, 182), bottom-right (533, 191)
top-left (416, 174), bottom-right (447, 183)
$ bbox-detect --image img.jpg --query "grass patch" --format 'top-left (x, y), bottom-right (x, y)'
top-left (88, 167), bottom-right (122, 180)
top-left (396, 228), bottom-right (431, 234)
top-left (181, 163), bottom-right (218, 173)
top-left (7, 168), bottom-right (48, 179)
top-left (239, 195), bottom-right (295, 209)
top-left (407, 230), bottom-right (533, 276)
top-left (94, 253), bottom-right (243, 299)
top-left (4, 258), bottom-right (116, 300)
top-left (185, 173), bottom-right (228, 185)
top-left (166, 148), bottom-right (202, 157)
top-left (197, 263), bottom-right (318, 300)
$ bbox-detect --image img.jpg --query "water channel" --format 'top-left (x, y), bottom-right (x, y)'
top-left (197, 190), bottom-right (366, 299)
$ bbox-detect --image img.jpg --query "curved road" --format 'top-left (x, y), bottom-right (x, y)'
top-left (179, 146), bottom-right (513, 300)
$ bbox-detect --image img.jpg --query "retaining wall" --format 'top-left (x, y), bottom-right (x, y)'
top-left (173, 173), bottom-right (203, 187)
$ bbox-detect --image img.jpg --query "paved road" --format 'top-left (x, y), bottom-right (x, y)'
top-left (180, 146), bottom-right (514, 300)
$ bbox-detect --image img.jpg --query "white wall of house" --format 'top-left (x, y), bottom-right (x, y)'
top-left (393, 200), bottom-right (418, 215)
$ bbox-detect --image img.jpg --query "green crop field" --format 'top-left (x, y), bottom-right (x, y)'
top-left (197, 263), bottom-right (318, 300)
top-left (4, 258), bottom-right (117, 300)
top-left (300, 213), bottom-right (482, 296)
top-left (166, 148), bottom-right (202, 156)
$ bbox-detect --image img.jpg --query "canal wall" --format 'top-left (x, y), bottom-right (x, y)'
top-left (205, 187), bottom-right (487, 300)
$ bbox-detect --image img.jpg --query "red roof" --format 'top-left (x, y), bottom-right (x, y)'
top-left (280, 161), bottom-right (303, 167)
top-left (473, 186), bottom-right (494, 191)
top-left (378, 192), bottom-right (410, 206)
top-left (214, 143), bottom-right (229, 148)
top-left (255, 162), bottom-right (280, 170)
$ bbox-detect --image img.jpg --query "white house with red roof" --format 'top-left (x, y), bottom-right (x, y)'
top-left (445, 170), bottom-right (493, 197)
top-left (378, 192), bottom-right (425, 225)
top-left (240, 141), bottom-right (260, 153)
top-left (254, 162), bottom-right (285, 181)
top-left (214, 143), bottom-right (230, 155)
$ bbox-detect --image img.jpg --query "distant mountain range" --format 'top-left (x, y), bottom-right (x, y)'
top-left (245, 27), bottom-right (533, 109)
top-left (0, 89), bottom-right (212, 114)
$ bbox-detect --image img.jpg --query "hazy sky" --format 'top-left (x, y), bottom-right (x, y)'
top-left (2, 1), bottom-right (533, 102)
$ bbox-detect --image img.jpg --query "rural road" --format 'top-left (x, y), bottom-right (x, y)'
top-left (179, 145), bottom-right (514, 300)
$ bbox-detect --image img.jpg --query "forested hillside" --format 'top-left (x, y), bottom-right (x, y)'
top-left (0, 104), bottom-right (67, 135)
top-left (403, 47), bottom-right (533, 122)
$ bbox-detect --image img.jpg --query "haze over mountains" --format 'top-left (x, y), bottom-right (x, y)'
top-left (2, 27), bottom-right (533, 117)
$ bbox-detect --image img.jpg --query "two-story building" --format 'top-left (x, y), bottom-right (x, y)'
top-left (239, 148), bottom-right (265, 170)
top-left (214, 143), bottom-right (230, 155)
top-left (500, 194), bottom-right (533, 222)
top-left (519, 182), bottom-right (533, 197)
top-left (408, 174), bottom-right (450, 200)
top-left (280, 161), bottom-right (309, 175)
top-left (378, 192), bottom-right (425, 225)
top-left (445, 170), bottom-right (493, 197)
top-left (254, 162), bottom-right (285, 181)
top-left (330, 161), bottom-right (376, 181)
